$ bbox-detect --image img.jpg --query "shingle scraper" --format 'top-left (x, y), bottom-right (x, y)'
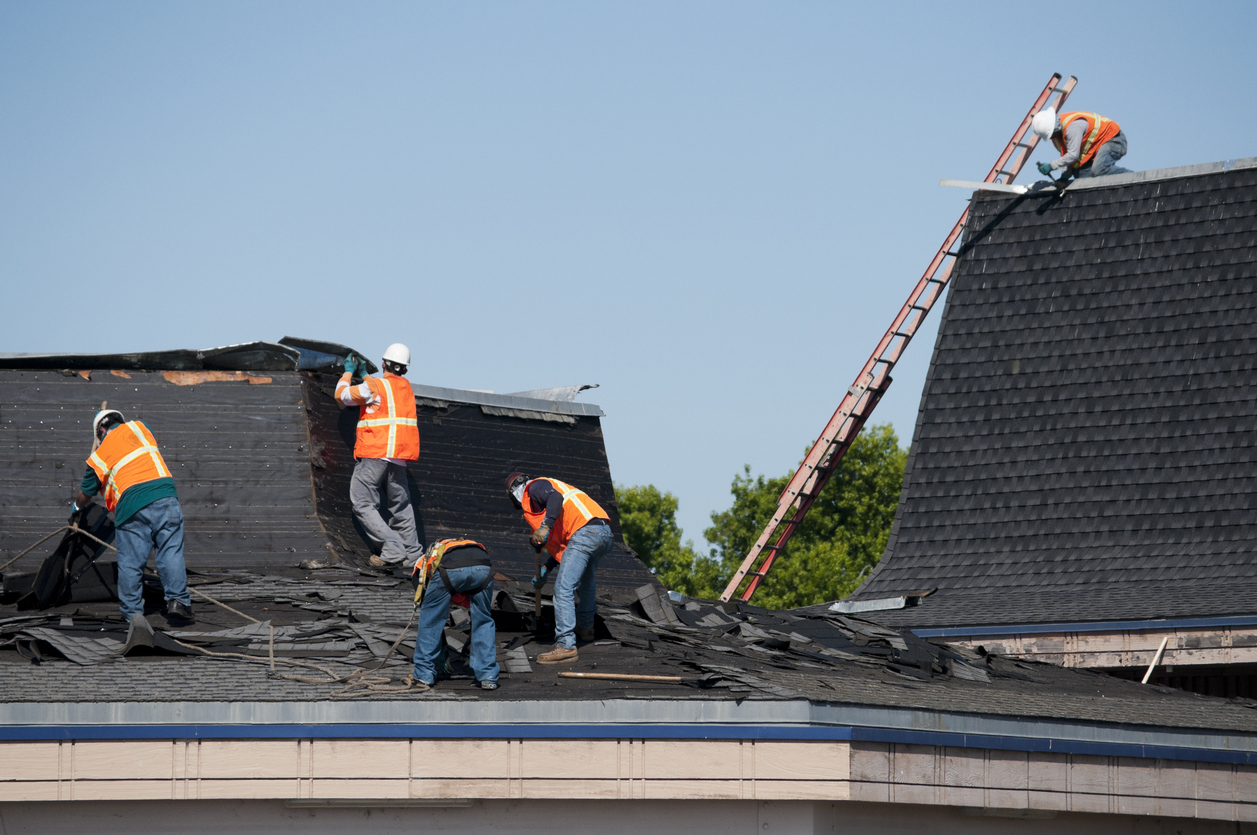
top-left (940, 179), bottom-right (1029, 195)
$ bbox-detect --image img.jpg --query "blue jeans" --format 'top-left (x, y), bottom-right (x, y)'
top-left (552, 523), bottom-right (613, 649)
top-left (412, 565), bottom-right (499, 685)
top-left (115, 497), bottom-right (191, 619)
top-left (1076, 131), bottom-right (1129, 178)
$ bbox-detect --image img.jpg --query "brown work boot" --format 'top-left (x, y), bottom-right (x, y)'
top-left (368, 555), bottom-right (387, 568)
top-left (537, 646), bottom-right (579, 665)
top-left (575, 627), bottom-right (596, 643)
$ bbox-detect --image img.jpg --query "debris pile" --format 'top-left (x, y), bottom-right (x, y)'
top-left (1, 563), bottom-right (993, 699)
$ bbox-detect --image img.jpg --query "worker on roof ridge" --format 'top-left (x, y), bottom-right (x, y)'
top-left (74, 409), bottom-right (193, 624)
top-left (336, 343), bottom-right (423, 569)
top-left (1033, 106), bottom-right (1130, 179)
top-left (506, 472), bottom-right (613, 665)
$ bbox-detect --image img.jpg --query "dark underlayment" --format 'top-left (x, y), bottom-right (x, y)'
top-left (0, 347), bottom-right (640, 587)
top-left (849, 162), bottom-right (1257, 629)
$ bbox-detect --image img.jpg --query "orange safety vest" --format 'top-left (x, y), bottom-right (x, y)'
top-left (354, 374), bottom-right (420, 460)
top-left (1052, 112), bottom-right (1122, 170)
top-left (521, 477), bottom-right (610, 561)
top-left (86, 421), bottom-right (173, 513)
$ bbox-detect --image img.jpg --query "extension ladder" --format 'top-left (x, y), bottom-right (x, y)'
top-left (719, 73), bottom-right (1077, 603)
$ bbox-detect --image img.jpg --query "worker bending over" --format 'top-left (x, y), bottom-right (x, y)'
top-left (74, 410), bottom-right (193, 623)
top-left (506, 472), bottom-right (612, 665)
top-left (408, 539), bottom-right (500, 691)
top-left (336, 344), bottom-right (422, 568)
top-left (1033, 106), bottom-right (1129, 179)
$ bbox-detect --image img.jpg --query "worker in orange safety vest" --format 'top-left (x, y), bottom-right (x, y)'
top-left (1032, 107), bottom-right (1129, 179)
top-left (73, 409), bottom-right (193, 624)
top-left (335, 343), bottom-right (422, 568)
top-left (506, 472), bottom-right (613, 665)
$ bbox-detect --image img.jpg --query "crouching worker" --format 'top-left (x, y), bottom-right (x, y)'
top-left (505, 473), bottom-right (612, 665)
top-left (74, 410), bottom-right (193, 623)
top-left (408, 539), bottom-right (500, 691)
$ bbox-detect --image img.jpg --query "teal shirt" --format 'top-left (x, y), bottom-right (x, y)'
top-left (80, 468), bottom-right (177, 527)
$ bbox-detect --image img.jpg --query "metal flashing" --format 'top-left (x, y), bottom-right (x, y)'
top-left (1, 715), bottom-right (1254, 766)
top-left (911, 613), bottom-right (1257, 639)
top-left (1064, 156), bottom-right (1257, 189)
top-left (831, 596), bottom-right (907, 614)
top-left (5, 699), bottom-right (1256, 757)
top-left (968, 156), bottom-right (1257, 200)
top-left (410, 382), bottom-right (605, 418)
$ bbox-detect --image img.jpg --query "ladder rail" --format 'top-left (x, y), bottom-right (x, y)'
top-left (719, 73), bottom-right (1076, 603)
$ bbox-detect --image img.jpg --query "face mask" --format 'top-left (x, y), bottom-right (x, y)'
top-left (511, 484), bottom-right (525, 505)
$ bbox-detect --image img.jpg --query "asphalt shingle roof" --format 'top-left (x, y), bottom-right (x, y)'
top-left (852, 164), bottom-right (1257, 628)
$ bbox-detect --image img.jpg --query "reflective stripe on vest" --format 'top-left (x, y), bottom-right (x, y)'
top-left (1052, 112), bottom-right (1121, 169)
top-left (355, 375), bottom-right (419, 460)
top-left (87, 421), bottom-right (171, 512)
top-left (521, 477), bottom-right (610, 561)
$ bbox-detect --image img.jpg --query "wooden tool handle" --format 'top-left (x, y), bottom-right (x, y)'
top-left (558, 672), bottom-right (683, 684)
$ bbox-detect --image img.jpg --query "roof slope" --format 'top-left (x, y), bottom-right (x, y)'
top-left (852, 160), bottom-right (1257, 628)
top-left (0, 346), bottom-right (643, 587)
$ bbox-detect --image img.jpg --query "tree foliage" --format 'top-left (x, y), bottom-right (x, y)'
top-left (613, 483), bottom-right (721, 597)
top-left (615, 424), bottom-right (907, 609)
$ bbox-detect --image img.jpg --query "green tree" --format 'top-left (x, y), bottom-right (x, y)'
top-left (705, 424), bottom-right (908, 608)
top-left (616, 424), bottom-right (907, 609)
top-left (614, 483), bottom-right (723, 598)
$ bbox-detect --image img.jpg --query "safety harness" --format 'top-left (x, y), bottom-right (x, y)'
top-left (411, 538), bottom-right (491, 608)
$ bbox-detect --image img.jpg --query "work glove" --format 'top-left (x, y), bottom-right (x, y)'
top-left (343, 354), bottom-right (362, 376)
top-left (68, 501), bottom-right (81, 525)
top-left (530, 525), bottom-right (551, 548)
top-left (1036, 161), bottom-right (1053, 176)
top-left (531, 557), bottom-right (559, 590)
top-left (531, 564), bottom-right (550, 590)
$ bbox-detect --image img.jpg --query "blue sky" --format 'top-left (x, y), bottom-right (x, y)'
top-left (3, 2), bottom-right (1255, 547)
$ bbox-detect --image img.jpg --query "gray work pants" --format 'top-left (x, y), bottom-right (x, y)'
top-left (1076, 131), bottom-right (1129, 178)
top-left (350, 458), bottom-right (422, 565)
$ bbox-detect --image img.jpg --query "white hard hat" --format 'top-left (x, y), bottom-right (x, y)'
top-left (382, 343), bottom-right (411, 367)
top-left (1031, 107), bottom-right (1058, 140)
top-left (92, 409), bottom-right (124, 442)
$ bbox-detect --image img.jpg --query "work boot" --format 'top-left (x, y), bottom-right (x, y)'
top-left (404, 674), bottom-right (431, 692)
top-left (575, 626), bottom-right (596, 643)
top-left (166, 600), bottom-right (193, 621)
top-left (537, 646), bottom-right (579, 665)
top-left (368, 555), bottom-right (388, 568)
top-left (477, 680), bottom-right (499, 690)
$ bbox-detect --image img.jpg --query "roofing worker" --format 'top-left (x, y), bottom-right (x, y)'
top-left (505, 472), bottom-right (613, 665)
top-left (73, 410), bottom-right (193, 623)
top-left (408, 538), bottom-right (500, 691)
top-left (335, 344), bottom-right (422, 568)
top-left (1033, 106), bottom-right (1129, 179)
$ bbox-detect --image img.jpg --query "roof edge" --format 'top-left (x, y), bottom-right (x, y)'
top-left (3, 700), bottom-right (1255, 763)
top-left (412, 382), bottom-right (604, 417)
top-left (910, 612), bottom-right (1257, 639)
top-left (1063, 155), bottom-right (1257, 190)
